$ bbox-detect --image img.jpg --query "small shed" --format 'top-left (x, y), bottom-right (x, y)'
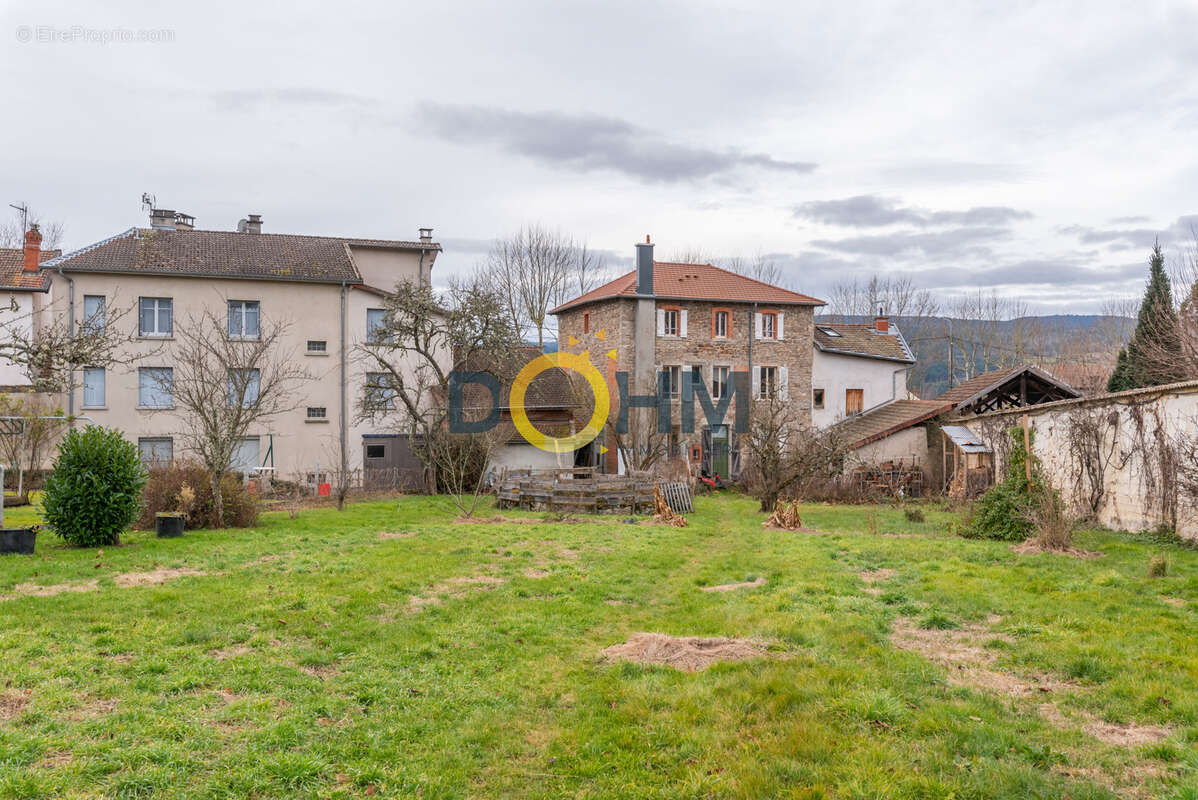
top-left (941, 424), bottom-right (993, 498)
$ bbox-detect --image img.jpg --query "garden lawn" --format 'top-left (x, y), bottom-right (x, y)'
top-left (0, 494), bottom-right (1196, 799)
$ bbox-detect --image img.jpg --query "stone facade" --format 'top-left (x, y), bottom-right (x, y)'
top-left (557, 298), bottom-right (815, 475)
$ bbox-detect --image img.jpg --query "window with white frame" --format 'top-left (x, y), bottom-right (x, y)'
top-left (713, 309), bottom-right (729, 338)
top-left (227, 368), bottom-right (261, 408)
top-left (138, 297), bottom-right (173, 337)
top-left (760, 312), bottom-right (777, 339)
top-left (138, 437), bottom-right (173, 467)
top-left (138, 367), bottom-right (174, 408)
top-left (82, 367), bottom-right (105, 408)
top-left (758, 366), bottom-right (779, 399)
top-left (662, 309), bottom-right (679, 336)
top-left (227, 300), bottom-right (260, 339)
top-left (366, 308), bottom-right (387, 341)
top-left (661, 365), bottom-right (681, 399)
top-left (82, 295), bottom-right (106, 333)
top-left (712, 366), bottom-right (730, 400)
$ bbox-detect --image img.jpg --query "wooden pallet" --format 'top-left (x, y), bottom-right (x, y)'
top-left (658, 482), bottom-right (694, 513)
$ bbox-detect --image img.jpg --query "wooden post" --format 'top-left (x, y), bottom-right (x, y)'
top-left (1021, 414), bottom-right (1031, 486)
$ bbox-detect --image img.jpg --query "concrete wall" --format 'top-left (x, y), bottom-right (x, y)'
top-left (0, 286), bottom-right (53, 388)
top-left (812, 350), bottom-right (909, 428)
top-left (490, 443), bottom-right (568, 474)
top-left (971, 382), bottom-right (1198, 539)
top-left (849, 425), bottom-right (928, 467)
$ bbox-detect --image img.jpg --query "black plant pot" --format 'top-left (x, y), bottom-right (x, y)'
top-left (156, 514), bottom-right (185, 538)
top-left (0, 528), bottom-right (36, 555)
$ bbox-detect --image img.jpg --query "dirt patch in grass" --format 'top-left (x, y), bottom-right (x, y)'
top-left (701, 577), bottom-right (766, 593)
top-left (210, 645), bottom-right (253, 661)
top-left (889, 617), bottom-right (1069, 697)
top-left (1010, 540), bottom-right (1104, 559)
top-left (113, 568), bottom-right (207, 587)
top-left (0, 690), bottom-right (30, 719)
top-left (378, 531), bottom-right (416, 539)
top-left (761, 523), bottom-right (833, 534)
top-left (859, 569), bottom-right (895, 596)
top-left (36, 751), bottom-right (73, 769)
top-left (523, 569), bottom-right (551, 579)
top-left (2, 579), bottom-right (99, 600)
top-left (402, 575), bottom-right (506, 614)
top-left (298, 664), bottom-right (340, 680)
top-left (600, 633), bottom-right (773, 672)
top-left (1038, 702), bottom-right (1172, 747)
top-left (66, 696), bottom-right (117, 721)
top-left (455, 515), bottom-right (542, 524)
top-left (1159, 596), bottom-right (1186, 608)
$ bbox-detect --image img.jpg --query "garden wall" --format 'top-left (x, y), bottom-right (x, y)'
top-left (970, 380), bottom-right (1198, 539)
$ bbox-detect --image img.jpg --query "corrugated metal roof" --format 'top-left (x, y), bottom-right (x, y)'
top-left (941, 424), bottom-right (991, 453)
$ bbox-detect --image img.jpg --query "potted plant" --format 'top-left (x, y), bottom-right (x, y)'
top-left (0, 523), bottom-right (37, 555)
top-left (156, 484), bottom-right (195, 538)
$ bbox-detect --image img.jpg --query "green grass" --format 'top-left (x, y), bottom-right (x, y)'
top-left (0, 493), bottom-right (1195, 798)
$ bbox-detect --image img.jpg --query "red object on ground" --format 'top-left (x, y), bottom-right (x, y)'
top-left (318, 482), bottom-right (331, 496)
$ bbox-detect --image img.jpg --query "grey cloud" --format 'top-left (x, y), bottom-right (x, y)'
top-left (1059, 215), bottom-right (1198, 251)
top-left (795, 195), bottom-right (1032, 228)
top-left (809, 226), bottom-right (1011, 258)
top-left (1108, 215), bottom-right (1150, 224)
top-left (412, 102), bottom-right (817, 183)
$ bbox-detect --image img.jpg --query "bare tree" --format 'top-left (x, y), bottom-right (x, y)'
top-left (155, 308), bottom-right (309, 526)
top-left (479, 224), bottom-right (606, 348)
top-left (745, 393), bottom-right (850, 511)
top-left (356, 276), bottom-right (523, 513)
top-left (0, 394), bottom-right (67, 496)
top-left (1, 210), bottom-right (65, 251)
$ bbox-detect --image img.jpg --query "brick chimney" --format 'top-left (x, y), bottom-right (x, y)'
top-left (635, 235), bottom-right (654, 295)
top-left (419, 227), bottom-right (433, 244)
top-left (23, 224), bottom-right (42, 273)
top-left (237, 214), bottom-right (263, 234)
top-left (875, 305), bottom-right (890, 333)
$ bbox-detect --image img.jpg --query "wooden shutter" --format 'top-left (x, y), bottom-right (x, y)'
top-left (777, 313), bottom-right (785, 340)
top-left (754, 312), bottom-right (763, 339)
top-left (751, 367), bottom-right (761, 398)
top-left (679, 309), bottom-right (688, 338)
top-left (779, 366), bottom-right (789, 400)
top-left (846, 388), bottom-right (863, 415)
top-left (656, 309), bottom-right (665, 336)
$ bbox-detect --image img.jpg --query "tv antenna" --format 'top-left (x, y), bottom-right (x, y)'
top-left (8, 202), bottom-right (29, 235)
top-left (141, 192), bottom-right (156, 212)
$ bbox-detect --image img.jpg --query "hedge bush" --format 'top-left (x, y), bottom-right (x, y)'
top-left (42, 426), bottom-right (146, 547)
top-left (137, 461), bottom-right (258, 530)
top-left (961, 427), bottom-right (1054, 541)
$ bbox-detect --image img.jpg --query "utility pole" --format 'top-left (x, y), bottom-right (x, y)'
top-left (947, 318), bottom-right (954, 389)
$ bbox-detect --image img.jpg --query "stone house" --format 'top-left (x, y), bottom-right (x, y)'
top-left (0, 225), bottom-right (60, 390)
top-left (551, 238), bottom-right (824, 478)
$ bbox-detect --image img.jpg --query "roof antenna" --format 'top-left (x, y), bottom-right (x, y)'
top-left (141, 192), bottom-right (156, 212)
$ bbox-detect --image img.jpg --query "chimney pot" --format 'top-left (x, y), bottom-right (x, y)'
top-left (150, 208), bottom-right (176, 230)
top-left (237, 214), bottom-right (263, 234)
top-left (23, 224), bottom-right (42, 274)
top-left (419, 227), bottom-right (433, 244)
top-left (635, 236), bottom-right (655, 296)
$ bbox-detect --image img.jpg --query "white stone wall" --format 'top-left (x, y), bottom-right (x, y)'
top-left (849, 426), bottom-right (928, 468)
top-left (812, 349), bottom-right (909, 428)
top-left (972, 382), bottom-right (1198, 539)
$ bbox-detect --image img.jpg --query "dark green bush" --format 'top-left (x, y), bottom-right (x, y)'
top-left (961, 427), bottom-right (1054, 541)
top-left (43, 426), bottom-right (146, 547)
top-left (136, 461), bottom-right (258, 530)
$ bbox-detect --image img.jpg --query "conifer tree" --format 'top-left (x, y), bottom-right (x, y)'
top-left (1116, 241), bottom-right (1184, 390)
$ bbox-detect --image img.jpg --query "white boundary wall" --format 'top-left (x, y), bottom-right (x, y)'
top-left (969, 380), bottom-right (1198, 540)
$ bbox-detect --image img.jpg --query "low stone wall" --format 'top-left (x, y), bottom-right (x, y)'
top-left (969, 380), bottom-right (1198, 539)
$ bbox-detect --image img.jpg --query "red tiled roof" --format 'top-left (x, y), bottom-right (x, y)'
top-left (45, 227), bottom-right (439, 284)
top-left (0, 248), bottom-right (57, 291)
top-left (836, 399), bottom-right (952, 448)
top-left (814, 323), bottom-right (913, 362)
top-left (550, 262), bottom-right (824, 314)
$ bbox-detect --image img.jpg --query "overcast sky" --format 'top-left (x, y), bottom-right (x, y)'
top-left (3, 0), bottom-right (1197, 314)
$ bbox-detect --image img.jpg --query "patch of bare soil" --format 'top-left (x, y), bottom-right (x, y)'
top-left (298, 664), bottom-right (339, 680)
top-left (1159, 596), bottom-right (1186, 608)
top-left (700, 577), bottom-right (766, 593)
top-left (1038, 702), bottom-right (1172, 747)
top-left (762, 523), bottom-right (834, 534)
top-left (1, 579), bottom-right (99, 600)
top-left (66, 697), bottom-right (117, 722)
top-left (210, 645), bottom-right (253, 661)
top-left (603, 599), bottom-right (626, 606)
top-left (889, 617), bottom-right (1069, 697)
top-left (600, 632), bottom-right (773, 672)
top-left (36, 751), bottom-right (73, 769)
top-left (859, 569), bottom-right (896, 584)
top-left (402, 575), bottom-right (506, 615)
top-left (1011, 540), bottom-right (1104, 559)
top-left (455, 515), bottom-right (541, 524)
top-left (378, 531), bottom-right (416, 539)
top-left (113, 568), bottom-right (207, 587)
top-left (0, 690), bottom-right (30, 719)
top-left (523, 569), bottom-right (551, 579)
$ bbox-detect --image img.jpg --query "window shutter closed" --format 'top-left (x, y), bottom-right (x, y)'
top-left (777, 313), bottom-right (785, 340)
top-left (751, 367), bottom-right (761, 398)
top-left (679, 309), bottom-right (688, 338)
top-left (754, 312), bottom-right (763, 340)
top-left (779, 366), bottom-right (789, 400)
top-left (654, 364), bottom-right (663, 395)
top-left (656, 309), bottom-right (665, 337)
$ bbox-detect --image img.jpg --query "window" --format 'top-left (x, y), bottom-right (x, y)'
top-left (227, 300), bottom-right (260, 339)
top-left (761, 312), bottom-right (777, 339)
top-left (690, 365), bottom-right (703, 395)
top-left (232, 438), bottom-right (260, 474)
top-left (366, 308), bottom-right (387, 341)
top-left (138, 437), bottom-right (173, 467)
top-left (846, 389), bottom-right (864, 415)
top-left (661, 365), bottom-right (681, 399)
top-left (663, 309), bottom-right (679, 336)
top-left (227, 369), bottom-right (261, 408)
top-left (307, 340), bottom-right (327, 353)
top-left (816, 326), bottom-right (842, 337)
top-left (813, 388), bottom-right (825, 409)
top-left (138, 297), bottom-right (173, 337)
top-left (138, 367), bottom-right (173, 408)
top-left (713, 309), bottom-right (729, 338)
top-left (82, 367), bottom-right (105, 408)
top-left (582, 311), bottom-right (590, 334)
top-left (365, 372), bottom-right (398, 408)
top-left (712, 366), bottom-right (730, 400)
top-left (365, 443), bottom-right (386, 459)
top-left (82, 295), bottom-right (106, 333)
top-left (758, 366), bottom-right (778, 399)
top-left (307, 407), bottom-right (327, 419)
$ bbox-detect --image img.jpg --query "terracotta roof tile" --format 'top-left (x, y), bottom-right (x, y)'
top-left (814, 323), bottom-right (913, 362)
top-left (550, 262), bottom-right (824, 313)
top-left (0, 248), bottom-right (57, 291)
top-left (835, 399), bottom-right (952, 448)
top-left (45, 228), bottom-right (439, 284)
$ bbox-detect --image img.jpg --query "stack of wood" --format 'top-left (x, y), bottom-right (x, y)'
top-left (653, 486), bottom-right (688, 527)
top-left (764, 499), bottom-right (803, 530)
